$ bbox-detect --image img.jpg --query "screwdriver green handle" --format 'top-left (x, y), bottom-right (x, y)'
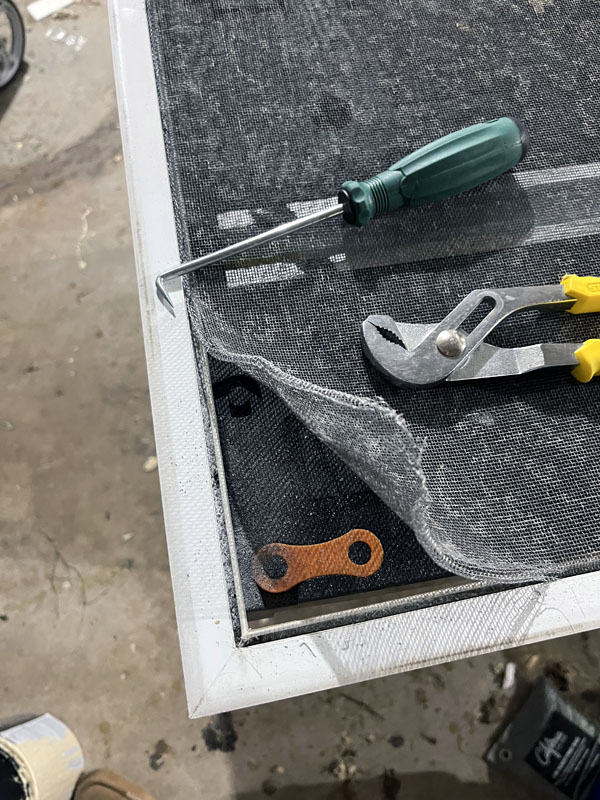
top-left (338, 117), bottom-right (528, 226)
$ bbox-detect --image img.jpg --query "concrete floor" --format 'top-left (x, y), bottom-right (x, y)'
top-left (1, 3), bottom-right (599, 798)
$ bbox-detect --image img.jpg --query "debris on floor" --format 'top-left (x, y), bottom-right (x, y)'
top-left (545, 661), bottom-right (572, 693)
top-left (337, 692), bottom-right (384, 720)
top-left (143, 455), bottom-right (158, 473)
top-left (44, 27), bottom-right (87, 51)
top-left (201, 714), bottom-right (238, 753)
top-left (27, 0), bottom-right (77, 21)
top-left (387, 735), bottom-right (404, 748)
top-left (75, 207), bottom-right (93, 269)
top-left (478, 695), bottom-right (501, 725)
top-left (148, 739), bottom-right (171, 771)
top-left (502, 662), bottom-right (517, 692)
top-left (525, 654), bottom-right (540, 672)
top-left (328, 754), bottom-right (357, 782)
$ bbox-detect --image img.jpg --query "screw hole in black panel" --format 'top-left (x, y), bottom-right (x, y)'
top-left (261, 554), bottom-right (288, 580)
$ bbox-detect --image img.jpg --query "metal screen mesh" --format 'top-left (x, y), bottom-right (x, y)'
top-left (147, 0), bottom-right (600, 582)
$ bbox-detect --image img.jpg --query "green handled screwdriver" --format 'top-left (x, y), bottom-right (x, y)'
top-left (157, 117), bottom-right (528, 315)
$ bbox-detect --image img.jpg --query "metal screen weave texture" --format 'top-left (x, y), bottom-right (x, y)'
top-left (147, 0), bottom-right (600, 584)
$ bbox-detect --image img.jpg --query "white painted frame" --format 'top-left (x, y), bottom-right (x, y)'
top-left (108, 0), bottom-right (600, 718)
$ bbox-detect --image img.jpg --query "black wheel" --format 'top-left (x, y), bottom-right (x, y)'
top-left (0, 0), bottom-right (25, 90)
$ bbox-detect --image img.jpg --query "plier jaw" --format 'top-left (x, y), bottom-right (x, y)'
top-left (362, 275), bottom-right (600, 388)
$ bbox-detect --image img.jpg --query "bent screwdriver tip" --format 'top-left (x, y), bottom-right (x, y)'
top-left (155, 203), bottom-right (344, 317)
top-left (156, 275), bottom-right (176, 317)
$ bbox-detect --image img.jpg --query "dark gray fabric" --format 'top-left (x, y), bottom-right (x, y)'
top-left (146, 0), bottom-right (600, 587)
top-left (210, 358), bottom-right (446, 611)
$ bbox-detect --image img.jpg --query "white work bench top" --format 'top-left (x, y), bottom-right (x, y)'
top-left (108, 0), bottom-right (600, 717)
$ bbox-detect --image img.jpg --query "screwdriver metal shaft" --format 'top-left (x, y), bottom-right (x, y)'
top-left (156, 203), bottom-right (343, 315)
top-left (156, 117), bottom-right (528, 316)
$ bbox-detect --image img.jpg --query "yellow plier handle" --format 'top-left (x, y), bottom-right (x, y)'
top-left (562, 275), bottom-right (600, 383)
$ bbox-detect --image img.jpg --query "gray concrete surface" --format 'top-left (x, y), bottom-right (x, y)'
top-left (1, 2), bottom-right (599, 798)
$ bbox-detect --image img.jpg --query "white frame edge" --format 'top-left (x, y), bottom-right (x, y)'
top-left (108, 0), bottom-right (600, 718)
